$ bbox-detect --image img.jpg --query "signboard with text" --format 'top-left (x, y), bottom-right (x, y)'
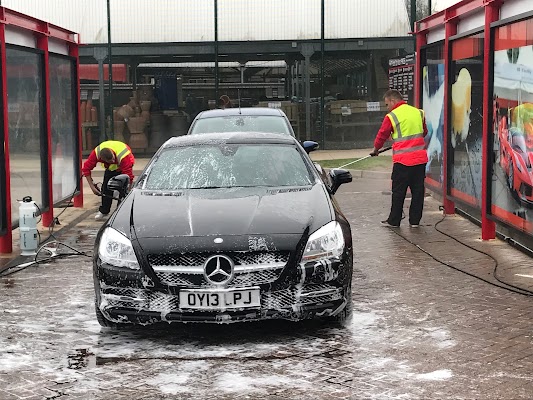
top-left (388, 53), bottom-right (415, 105)
top-left (366, 102), bottom-right (381, 112)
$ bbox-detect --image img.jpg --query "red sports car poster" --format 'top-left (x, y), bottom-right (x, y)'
top-left (492, 30), bottom-right (533, 233)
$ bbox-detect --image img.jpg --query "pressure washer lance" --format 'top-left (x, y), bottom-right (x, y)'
top-left (334, 146), bottom-right (392, 169)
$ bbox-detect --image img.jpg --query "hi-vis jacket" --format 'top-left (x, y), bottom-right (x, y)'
top-left (374, 101), bottom-right (428, 166)
top-left (82, 140), bottom-right (135, 181)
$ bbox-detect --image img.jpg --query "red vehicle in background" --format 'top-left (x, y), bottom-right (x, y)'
top-left (498, 108), bottom-right (533, 205)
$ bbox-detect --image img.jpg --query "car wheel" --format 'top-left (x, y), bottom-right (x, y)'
top-left (508, 158), bottom-right (514, 190)
top-left (95, 298), bottom-right (119, 328)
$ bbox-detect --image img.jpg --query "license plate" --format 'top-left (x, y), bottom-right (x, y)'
top-left (179, 288), bottom-right (261, 310)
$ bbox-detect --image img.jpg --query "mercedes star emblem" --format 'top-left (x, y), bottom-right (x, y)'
top-left (203, 255), bottom-right (234, 285)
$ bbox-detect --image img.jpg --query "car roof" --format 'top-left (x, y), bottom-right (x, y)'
top-left (195, 107), bottom-right (286, 119)
top-left (163, 131), bottom-right (298, 148)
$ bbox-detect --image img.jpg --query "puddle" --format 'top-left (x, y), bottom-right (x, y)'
top-left (74, 231), bottom-right (96, 244)
top-left (2, 278), bottom-right (16, 288)
top-left (67, 348), bottom-right (96, 370)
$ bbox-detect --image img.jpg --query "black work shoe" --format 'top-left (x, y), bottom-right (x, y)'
top-left (380, 220), bottom-right (400, 227)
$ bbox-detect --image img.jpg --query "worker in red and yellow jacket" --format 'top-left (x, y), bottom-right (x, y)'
top-left (370, 89), bottom-right (428, 228)
top-left (82, 140), bottom-right (135, 220)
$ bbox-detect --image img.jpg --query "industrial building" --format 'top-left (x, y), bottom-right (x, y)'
top-left (3, 0), bottom-right (415, 152)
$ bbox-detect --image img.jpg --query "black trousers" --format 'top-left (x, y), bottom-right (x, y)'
top-left (99, 169), bottom-right (121, 215)
top-left (387, 163), bottom-right (426, 226)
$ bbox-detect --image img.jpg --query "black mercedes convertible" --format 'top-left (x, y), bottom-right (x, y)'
top-left (93, 132), bottom-right (353, 326)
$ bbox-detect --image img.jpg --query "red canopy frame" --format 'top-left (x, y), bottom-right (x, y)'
top-left (0, 7), bottom-right (81, 253)
top-left (414, 0), bottom-right (516, 240)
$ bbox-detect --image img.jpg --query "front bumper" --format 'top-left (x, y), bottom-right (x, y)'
top-left (97, 284), bottom-right (347, 324)
top-left (518, 182), bottom-right (533, 205)
top-left (94, 257), bottom-right (351, 324)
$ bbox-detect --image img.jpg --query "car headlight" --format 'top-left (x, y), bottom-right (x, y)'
top-left (98, 227), bottom-right (140, 270)
top-left (302, 221), bottom-right (345, 262)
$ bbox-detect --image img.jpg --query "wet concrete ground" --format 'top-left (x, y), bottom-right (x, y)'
top-left (1, 174), bottom-right (533, 399)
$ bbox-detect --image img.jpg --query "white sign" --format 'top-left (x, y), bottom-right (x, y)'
top-left (494, 61), bottom-right (533, 85)
top-left (341, 106), bottom-right (352, 116)
top-left (367, 102), bottom-right (381, 112)
top-left (268, 102), bottom-right (282, 109)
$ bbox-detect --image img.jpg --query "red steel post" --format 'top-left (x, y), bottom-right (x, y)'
top-left (415, 33), bottom-right (427, 109)
top-left (442, 17), bottom-right (457, 215)
top-left (70, 43), bottom-right (84, 208)
top-left (0, 13), bottom-right (12, 253)
top-left (481, 1), bottom-right (500, 240)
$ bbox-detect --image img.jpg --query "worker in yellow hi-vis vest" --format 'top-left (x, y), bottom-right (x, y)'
top-left (370, 90), bottom-right (428, 228)
top-left (82, 140), bottom-right (135, 220)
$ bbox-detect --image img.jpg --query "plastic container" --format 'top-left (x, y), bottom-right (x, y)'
top-left (19, 196), bottom-right (38, 256)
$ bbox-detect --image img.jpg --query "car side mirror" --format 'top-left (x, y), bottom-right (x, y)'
top-left (107, 174), bottom-right (130, 199)
top-left (303, 140), bottom-right (319, 154)
top-left (329, 168), bottom-right (352, 195)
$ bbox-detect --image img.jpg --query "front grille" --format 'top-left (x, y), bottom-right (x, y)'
top-left (155, 272), bottom-right (195, 286)
top-left (155, 267), bottom-right (285, 288)
top-left (231, 268), bottom-right (281, 287)
top-left (101, 287), bottom-right (180, 311)
top-left (520, 183), bottom-right (533, 197)
top-left (148, 251), bottom-right (289, 267)
top-left (148, 251), bottom-right (290, 288)
top-left (263, 284), bottom-right (343, 309)
top-left (101, 283), bottom-right (342, 313)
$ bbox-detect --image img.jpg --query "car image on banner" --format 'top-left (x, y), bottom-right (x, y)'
top-left (93, 132), bottom-right (354, 326)
top-left (492, 26), bottom-right (533, 231)
top-left (498, 115), bottom-right (533, 205)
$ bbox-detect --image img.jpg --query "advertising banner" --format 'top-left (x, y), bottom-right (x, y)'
top-left (421, 45), bottom-right (445, 189)
top-left (449, 34), bottom-right (484, 207)
top-left (491, 18), bottom-right (533, 233)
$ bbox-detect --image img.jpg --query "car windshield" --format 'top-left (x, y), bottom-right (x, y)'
top-left (144, 144), bottom-right (313, 190)
top-left (190, 116), bottom-right (292, 136)
top-left (511, 132), bottom-right (527, 153)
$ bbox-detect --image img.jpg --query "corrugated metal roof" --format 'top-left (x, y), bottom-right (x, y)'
top-left (3, 0), bottom-right (410, 44)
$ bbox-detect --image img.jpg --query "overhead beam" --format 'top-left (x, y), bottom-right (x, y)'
top-left (79, 37), bottom-right (414, 64)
